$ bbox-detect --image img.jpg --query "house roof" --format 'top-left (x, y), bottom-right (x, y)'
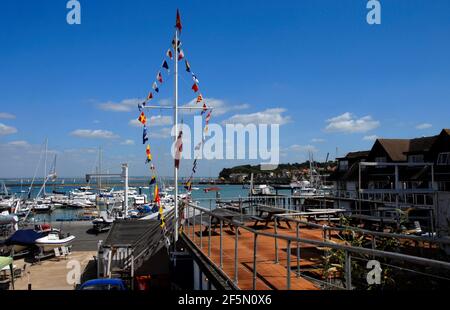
top-left (407, 135), bottom-right (438, 154)
top-left (376, 139), bottom-right (410, 161)
top-left (345, 151), bottom-right (370, 159)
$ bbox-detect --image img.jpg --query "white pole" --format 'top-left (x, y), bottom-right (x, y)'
top-left (174, 28), bottom-right (179, 242)
top-left (123, 163), bottom-right (129, 218)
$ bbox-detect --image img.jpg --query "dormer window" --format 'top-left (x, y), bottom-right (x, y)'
top-left (339, 160), bottom-right (348, 171)
top-left (437, 152), bottom-right (450, 165)
top-left (375, 157), bottom-right (387, 168)
top-left (408, 154), bottom-right (424, 163)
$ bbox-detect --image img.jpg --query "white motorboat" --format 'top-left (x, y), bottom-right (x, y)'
top-left (35, 231), bottom-right (76, 252)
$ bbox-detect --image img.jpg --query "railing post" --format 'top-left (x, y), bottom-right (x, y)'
top-left (200, 210), bottom-right (203, 249)
top-left (344, 250), bottom-right (352, 290)
top-left (274, 217), bottom-right (279, 263)
top-left (234, 226), bottom-right (239, 285)
top-left (193, 206), bottom-right (196, 243)
top-left (208, 214), bottom-right (211, 257)
top-left (220, 220), bottom-right (223, 268)
top-left (287, 240), bottom-right (291, 290)
top-left (252, 233), bottom-right (258, 290)
top-left (296, 222), bottom-right (300, 277)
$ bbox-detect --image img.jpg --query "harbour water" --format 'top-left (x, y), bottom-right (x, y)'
top-left (2, 179), bottom-right (293, 223)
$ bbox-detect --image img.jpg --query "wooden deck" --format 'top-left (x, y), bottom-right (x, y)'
top-left (185, 221), bottom-right (331, 290)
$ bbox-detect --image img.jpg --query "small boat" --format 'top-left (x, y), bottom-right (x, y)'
top-left (35, 231), bottom-right (76, 252)
top-left (79, 278), bottom-right (126, 290)
top-left (92, 211), bottom-right (116, 233)
top-left (204, 187), bottom-right (220, 193)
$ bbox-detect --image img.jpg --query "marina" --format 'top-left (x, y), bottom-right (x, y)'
top-left (1, 3), bottom-right (450, 301)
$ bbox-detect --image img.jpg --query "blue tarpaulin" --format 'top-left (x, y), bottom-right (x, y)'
top-left (5, 229), bottom-right (43, 246)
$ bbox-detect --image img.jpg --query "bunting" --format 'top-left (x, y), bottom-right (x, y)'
top-left (201, 103), bottom-right (207, 115)
top-left (185, 60), bottom-right (191, 72)
top-left (192, 159), bottom-right (198, 173)
top-left (192, 83), bottom-right (199, 93)
top-left (138, 112), bottom-right (147, 125)
top-left (138, 102), bottom-right (143, 112)
top-left (174, 130), bottom-right (183, 169)
top-left (143, 126), bottom-right (148, 144)
top-left (157, 72), bottom-right (163, 84)
top-left (149, 175), bottom-right (156, 185)
top-left (196, 94), bottom-right (203, 103)
top-left (146, 144), bottom-right (152, 163)
top-left (178, 49), bottom-right (185, 61)
top-left (162, 60), bottom-right (169, 71)
top-left (176, 9), bottom-right (182, 33)
top-left (152, 82), bottom-right (159, 93)
top-left (166, 49), bottom-right (173, 60)
top-left (192, 73), bottom-right (199, 84)
top-left (147, 92), bottom-right (153, 101)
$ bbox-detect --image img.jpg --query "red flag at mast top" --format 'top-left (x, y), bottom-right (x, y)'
top-left (176, 9), bottom-right (182, 33)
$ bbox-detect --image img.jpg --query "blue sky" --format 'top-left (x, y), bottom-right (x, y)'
top-left (1, 0), bottom-right (450, 178)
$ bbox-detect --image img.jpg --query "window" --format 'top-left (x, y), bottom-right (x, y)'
top-left (437, 152), bottom-right (450, 165)
top-left (375, 156), bottom-right (387, 168)
top-left (339, 160), bottom-right (348, 171)
top-left (408, 154), bottom-right (424, 163)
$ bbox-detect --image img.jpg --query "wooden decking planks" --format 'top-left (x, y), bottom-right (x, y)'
top-left (187, 223), bottom-right (324, 290)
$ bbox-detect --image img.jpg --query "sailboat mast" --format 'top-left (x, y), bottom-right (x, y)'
top-left (43, 138), bottom-right (48, 196)
top-left (174, 27), bottom-right (179, 242)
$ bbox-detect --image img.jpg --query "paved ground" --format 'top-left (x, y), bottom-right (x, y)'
top-left (10, 251), bottom-right (96, 290)
top-left (2, 221), bottom-right (105, 290)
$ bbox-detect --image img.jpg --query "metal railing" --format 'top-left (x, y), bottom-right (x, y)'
top-left (182, 197), bottom-right (450, 290)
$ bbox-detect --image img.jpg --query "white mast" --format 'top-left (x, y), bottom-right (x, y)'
top-left (174, 26), bottom-right (179, 242)
top-left (43, 138), bottom-right (48, 196)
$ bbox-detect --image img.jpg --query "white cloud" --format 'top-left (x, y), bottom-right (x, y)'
top-left (0, 123), bottom-right (18, 136)
top-left (311, 138), bottom-right (325, 143)
top-left (0, 112), bottom-right (16, 119)
top-left (121, 139), bottom-right (135, 145)
top-left (182, 98), bottom-right (249, 116)
top-left (70, 129), bottom-right (119, 139)
top-left (7, 140), bottom-right (31, 148)
top-left (149, 127), bottom-right (172, 139)
top-left (325, 112), bottom-right (380, 133)
top-left (129, 115), bottom-right (172, 127)
top-left (288, 144), bottom-right (318, 153)
top-left (363, 135), bottom-right (379, 141)
top-left (416, 123), bottom-right (432, 130)
top-left (223, 108), bottom-right (291, 125)
top-left (98, 98), bottom-right (141, 112)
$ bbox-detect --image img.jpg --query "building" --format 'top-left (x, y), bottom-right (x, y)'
top-left (330, 129), bottom-right (450, 236)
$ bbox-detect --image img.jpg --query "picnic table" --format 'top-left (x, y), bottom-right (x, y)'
top-left (253, 205), bottom-right (292, 229)
top-left (198, 208), bottom-right (244, 234)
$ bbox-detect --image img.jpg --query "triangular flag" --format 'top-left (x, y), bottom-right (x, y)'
top-left (201, 103), bottom-right (207, 115)
top-left (178, 49), bottom-right (184, 61)
top-left (147, 92), bottom-right (153, 101)
top-left (149, 176), bottom-right (156, 185)
top-left (176, 9), bottom-right (182, 33)
top-left (174, 130), bottom-right (183, 169)
top-left (196, 94), bottom-right (203, 104)
top-left (138, 112), bottom-right (147, 125)
top-left (143, 126), bottom-right (148, 144)
top-left (192, 73), bottom-right (199, 84)
top-left (162, 60), bottom-right (169, 71)
top-left (192, 83), bottom-right (199, 93)
top-left (138, 103), bottom-right (143, 112)
top-left (157, 72), bottom-right (163, 84)
top-left (166, 49), bottom-right (173, 60)
top-left (154, 184), bottom-right (160, 203)
top-left (152, 82), bottom-right (159, 93)
top-left (185, 60), bottom-right (191, 72)
top-left (192, 159), bottom-right (198, 173)
top-left (146, 144), bottom-right (152, 163)
top-left (205, 110), bottom-right (212, 123)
